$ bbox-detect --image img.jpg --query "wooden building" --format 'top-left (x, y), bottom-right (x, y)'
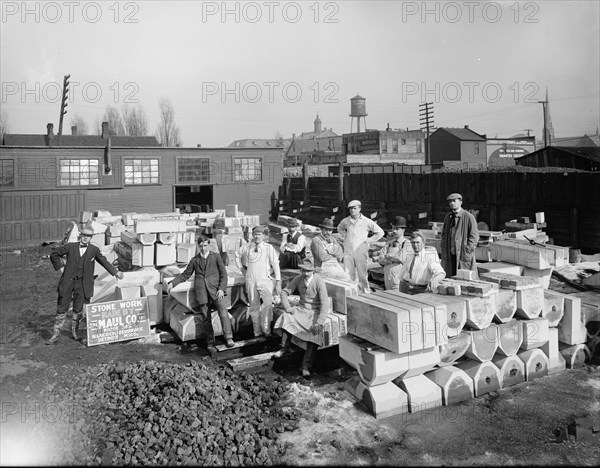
top-left (342, 129), bottom-right (425, 164)
top-left (1, 125), bottom-right (283, 246)
top-left (428, 126), bottom-right (488, 168)
top-left (515, 146), bottom-right (600, 172)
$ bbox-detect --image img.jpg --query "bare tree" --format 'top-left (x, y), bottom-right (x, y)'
top-left (0, 110), bottom-right (9, 142)
top-left (95, 105), bottom-right (125, 136)
top-left (69, 114), bottom-right (89, 135)
top-left (122, 104), bottom-right (148, 136)
top-left (156, 97), bottom-right (181, 147)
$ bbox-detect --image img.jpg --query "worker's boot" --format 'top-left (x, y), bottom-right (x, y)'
top-left (272, 331), bottom-right (292, 359)
top-left (71, 313), bottom-right (81, 341)
top-left (46, 313), bottom-right (67, 345)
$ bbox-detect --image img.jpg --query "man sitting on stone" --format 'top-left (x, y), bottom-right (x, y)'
top-left (372, 216), bottom-right (409, 290)
top-left (279, 218), bottom-right (306, 269)
top-left (272, 257), bottom-right (330, 378)
top-left (310, 218), bottom-right (351, 281)
top-left (399, 232), bottom-right (446, 295)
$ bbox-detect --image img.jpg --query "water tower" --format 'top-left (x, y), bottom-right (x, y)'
top-left (349, 94), bottom-right (367, 133)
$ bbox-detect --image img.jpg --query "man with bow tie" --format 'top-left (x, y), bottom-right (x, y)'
top-left (48, 226), bottom-right (124, 345)
top-left (399, 232), bottom-right (445, 295)
top-left (441, 193), bottom-right (479, 278)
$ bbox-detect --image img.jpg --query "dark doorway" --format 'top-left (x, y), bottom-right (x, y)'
top-left (174, 185), bottom-right (213, 213)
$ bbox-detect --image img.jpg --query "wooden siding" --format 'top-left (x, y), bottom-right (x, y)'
top-left (281, 171), bottom-right (600, 253)
top-left (1, 190), bottom-right (85, 247)
top-left (1, 146), bottom-right (283, 245)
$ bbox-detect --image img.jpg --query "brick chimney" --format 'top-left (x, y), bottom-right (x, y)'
top-left (71, 125), bottom-right (78, 136)
top-left (47, 123), bottom-right (54, 136)
top-left (464, 125), bottom-right (469, 129)
top-left (101, 121), bottom-right (109, 139)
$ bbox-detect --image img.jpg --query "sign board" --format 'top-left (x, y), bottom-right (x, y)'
top-left (85, 297), bottom-right (151, 346)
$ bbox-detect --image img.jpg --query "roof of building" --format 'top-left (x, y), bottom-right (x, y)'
top-left (515, 146), bottom-right (600, 163)
top-left (227, 138), bottom-right (287, 148)
top-left (551, 135), bottom-right (599, 147)
top-left (285, 136), bottom-right (343, 157)
top-left (436, 127), bottom-right (486, 141)
top-left (3, 133), bottom-right (160, 147)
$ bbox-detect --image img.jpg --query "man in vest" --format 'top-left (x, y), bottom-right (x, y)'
top-left (279, 218), bottom-right (306, 269)
top-left (441, 193), bottom-right (479, 278)
top-left (48, 226), bottom-right (124, 345)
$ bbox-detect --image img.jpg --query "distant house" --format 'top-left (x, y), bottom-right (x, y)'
top-left (428, 126), bottom-right (487, 168)
top-left (515, 146), bottom-right (600, 172)
top-left (342, 128), bottom-right (425, 164)
top-left (1, 123), bottom-right (283, 246)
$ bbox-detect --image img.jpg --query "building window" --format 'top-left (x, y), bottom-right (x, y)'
top-left (381, 138), bottom-right (387, 153)
top-left (416, 139), bottom-right (422, 153)
top-left (234, 157), bottom-right (262, 182)
top-left (392, 139), bottom-right (398, 153)
top-left (474, 142), bottom-right (480, 154)
top-left (59, 159), bottom-right (99, 186)
top-left (177, 157), bottom-right (210, 183)
top-left (401, 139), bottom-right (406, 145)
top-left (1, 160), bottom-right (15, 187)
top-left (124, 159), bottom-right (159, 185)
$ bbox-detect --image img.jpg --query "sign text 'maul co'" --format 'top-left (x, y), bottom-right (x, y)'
top-left (85, 298), bottom-right (150, 346)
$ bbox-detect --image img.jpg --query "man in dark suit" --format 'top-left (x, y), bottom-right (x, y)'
top-left (168, 234), bottom-right (235, 348)
top-left (48, 226), bottom-right (124, 344)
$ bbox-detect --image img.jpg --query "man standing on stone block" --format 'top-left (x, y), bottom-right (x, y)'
top-left (399, 232), bottom-right (445, 295)
top-left (279, 218), bottom-right (306, 269)
top-left (241, 226), bottom-right (282, 337)
top-left (441, 193), bottom-right (479, 278)
top-left (168, 234), bottom-right (235, 348)
top-left (48, 226), bottom-right (124, 345)
top-left (272, 257), bottom-right (330, 378)
top-left (372, 216), bottom-right (410, 290)
top-left (337, 200), bottom-right (384, 294)
top-left (310, 218), bottom-right (351, 281)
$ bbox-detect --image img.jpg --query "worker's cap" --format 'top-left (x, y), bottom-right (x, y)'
top-left (319, 218), bottom-right (335, 230)
top-left (298, 257), bottom-right (315, 271)
top-left (252, 226), bottom-right (267, 234)
top-left (288, 219), bottom-right (300, 227)
top-left (347, 200), bottom-right (361, 208)
top-left (446, 193), bottom-right (463, 201)
top-left (410, 231), bottom-right (425, 242)
top-left (80, 227), bottom-right (94, 237)
top-left (392, 216), bottom-right (407, 228)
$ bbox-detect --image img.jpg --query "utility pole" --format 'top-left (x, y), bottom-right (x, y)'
top-left (58, 74), bottom-right (70, 136)
top-left (537, 99), bottom-right (548, 148)
top-left (419, 102), bottom-right (434, 164)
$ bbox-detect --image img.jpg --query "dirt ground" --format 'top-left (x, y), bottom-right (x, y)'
top-left (1, 245), bottom-right (599, 466)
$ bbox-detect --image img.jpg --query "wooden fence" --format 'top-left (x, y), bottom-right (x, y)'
top-left (274, 169), bottom-right (600, 253)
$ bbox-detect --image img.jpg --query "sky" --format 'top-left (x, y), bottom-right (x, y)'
top-left (1, 0), bottom-right (599, 147)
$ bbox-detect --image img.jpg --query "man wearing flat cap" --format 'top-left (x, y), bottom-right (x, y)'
top-left (48, 226), bottom-right (124, 344)
top-left (337, 200), bottom-right (384, 294)
top-left (272, 257), bottom-right (330, 377)
top-left (279, 218), bottom-right (306, 269)
top-left (441, 193), bottom-right (479, 278)
top-left (310, 218), bottom-right (351, 281)
top-left (373, 216), bottom-right (410, 290)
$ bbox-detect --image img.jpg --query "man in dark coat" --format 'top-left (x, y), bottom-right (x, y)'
top-left (440, 193), bottom-right (479, 278)
top-left (48, 226), bottom-right (124, 344)
top-left (279, 218), bottom-right (306, 269)
top-left (168, 234), bottom-right (235, 347)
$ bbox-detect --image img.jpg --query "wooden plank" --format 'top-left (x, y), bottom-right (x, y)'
top-left (227, 352), bottom-right (277, 372)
